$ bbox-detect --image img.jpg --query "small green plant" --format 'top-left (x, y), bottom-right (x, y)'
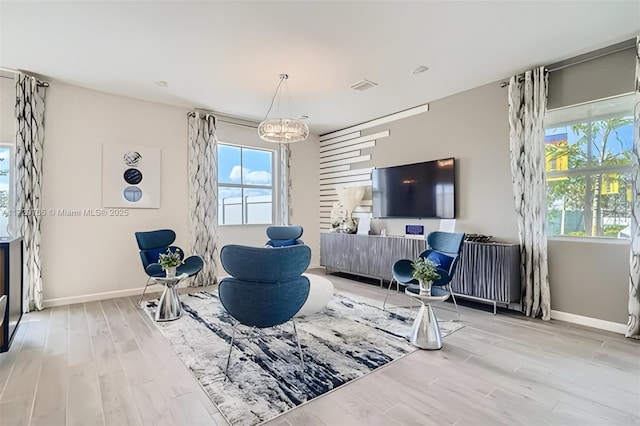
top-left (411, 257), bottom-right (440, 283)
top-left (158, 248), bottom-right (183, 269)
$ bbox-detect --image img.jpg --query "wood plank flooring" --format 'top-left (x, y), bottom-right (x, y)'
top-left (1, 270), bottom-right (639, 425)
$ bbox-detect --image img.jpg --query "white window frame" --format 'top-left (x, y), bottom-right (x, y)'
top-left (544, 93), bottom-right (634, 240)
top-left (217, 142), bottom-right (277, 226)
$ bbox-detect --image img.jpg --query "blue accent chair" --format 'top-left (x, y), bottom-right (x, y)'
top-left (219, 243), bottom-right (311, 377)
top-left (135, 229), bottom-right (204, 305)
top-left (265, 225), bottom-right (304, 247)
top-left (383, 232), bottom-right (465, 316)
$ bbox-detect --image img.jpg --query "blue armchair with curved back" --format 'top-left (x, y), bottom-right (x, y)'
top-left (219, 243), bottom-right (311, 377)
top-left (383, 232), bottom-right (465, 316)
top-left (135, 229), bottom-right (204, 305)
top-left (265, 225), bottom-right (304, 247)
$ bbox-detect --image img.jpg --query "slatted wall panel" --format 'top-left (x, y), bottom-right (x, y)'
top-left (318, 130), bottom-right (390, 231)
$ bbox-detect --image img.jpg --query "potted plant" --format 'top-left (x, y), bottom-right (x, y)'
top-left (411, 257), bottom-right (440, 296)
top-left (158, 248), bottom-right (183, 277)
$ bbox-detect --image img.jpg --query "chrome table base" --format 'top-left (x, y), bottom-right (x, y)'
top-left (405, 290), bottom-right (450, 350)
top-left (154, 273), bottom-right (188, 322)
top-left (409, 303), bottom-right (443, 350)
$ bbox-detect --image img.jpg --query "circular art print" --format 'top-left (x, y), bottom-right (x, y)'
top-left (124, 168), bottom-right (143, 185)
top-left (123, 151), bottom-right (142, 166)
top-left (123, 186), bottom-right (143, 202)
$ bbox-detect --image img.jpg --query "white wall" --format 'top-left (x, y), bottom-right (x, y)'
top-left (42, 83), bottom-right (191, 303)
top-left (40, 83), bottom-right (320, 304)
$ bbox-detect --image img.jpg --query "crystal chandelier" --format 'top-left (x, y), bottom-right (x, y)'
top-left (258, 74), bottom-right (309, 144)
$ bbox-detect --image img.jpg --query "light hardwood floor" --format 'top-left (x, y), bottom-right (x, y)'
top-left (1, 272), bottom-right (639, 426)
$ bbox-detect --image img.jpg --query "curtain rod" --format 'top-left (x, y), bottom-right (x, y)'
top-left (499, 68), bottom-right (548, 88)
top-left (0, 67), bottom-right (49, 87)
top-left (187, 110), bottom-right (259, 129)
top-left (218, 119), bottom-right (258, 129)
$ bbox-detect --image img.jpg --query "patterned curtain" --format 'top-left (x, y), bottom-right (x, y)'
top-left (279, 144), bottom-right (292, 225)
top-left (627, 37), bottom-right (640, 339)
top-left (187, 112), bottom-right (218, 287)
top-left (14, 74), bottom-right (47, 312)
top-left (508, 66), bottom-right (551, 321)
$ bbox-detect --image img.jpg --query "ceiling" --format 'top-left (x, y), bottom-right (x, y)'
top-left (1, 1), bottom-right (638, 135)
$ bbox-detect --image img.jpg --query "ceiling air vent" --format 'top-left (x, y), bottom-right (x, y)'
top-left (350, 79), bottom-right (378, 91)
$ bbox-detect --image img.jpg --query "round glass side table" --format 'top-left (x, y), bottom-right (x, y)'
top-left (152, 273), bottom-right (188, 322)
top-left (405, 289), bottom-right (450, 350)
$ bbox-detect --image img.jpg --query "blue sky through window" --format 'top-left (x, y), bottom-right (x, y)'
top-left (217, 144), bottom-right (272, 185)
top-left (217, 144), bottom-right (274, 225)
top-left (218, 145), bottom-right (240, 184)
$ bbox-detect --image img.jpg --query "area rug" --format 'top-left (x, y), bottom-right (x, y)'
top-left (144, 291), bottom-right (463, 425)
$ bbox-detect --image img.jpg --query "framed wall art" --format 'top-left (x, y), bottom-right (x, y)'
top-left (102, 143), bottom-right (161, 208)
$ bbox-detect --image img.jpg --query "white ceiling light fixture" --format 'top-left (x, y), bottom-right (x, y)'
top-left (258, 74), bottom-right (309, 144)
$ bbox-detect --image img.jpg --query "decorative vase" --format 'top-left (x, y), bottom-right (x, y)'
top-left (341, 216), bottom-right (358, 234)
top-left (165, 266), bottom-right (177, 278)
top-left (419, 279), bottom-right (432, 296)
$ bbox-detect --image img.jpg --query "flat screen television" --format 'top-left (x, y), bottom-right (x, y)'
top-left (372, 157), bottom-right (456, 219)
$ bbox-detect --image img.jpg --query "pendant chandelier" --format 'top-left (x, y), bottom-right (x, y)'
top-left (258, 74), bottom-right (309, 144)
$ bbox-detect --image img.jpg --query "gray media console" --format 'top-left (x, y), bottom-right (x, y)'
top-left (320, 233), bottom-right (521, 313)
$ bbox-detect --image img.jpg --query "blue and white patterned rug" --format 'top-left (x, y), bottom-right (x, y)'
top-left (145, 291), bottom-right (463, 425)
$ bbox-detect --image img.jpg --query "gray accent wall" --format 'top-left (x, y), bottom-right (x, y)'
top-left (321, 79), bottom-right (629, 326)
top-left (548, 239), bottom-right (629, 324)
top-left (548, 46), bottom-right (635, 110)
top-left (359, 82), bottom-right (519, 242)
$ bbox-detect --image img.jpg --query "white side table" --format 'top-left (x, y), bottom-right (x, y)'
top-left (405, 289), bottom-right (450, 350)
top-left (152, 273), bottom-right (188, 322)
top-left (295, 274), bottom-right (335, 317)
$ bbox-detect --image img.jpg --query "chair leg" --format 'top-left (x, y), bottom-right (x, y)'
top-left (449, 285), bottom-right (461, 319)
top-left (292, 319), bottom-right (304, 373)
top-left (138, 277), bottom-right (153, 307)
top-left (224, 325), bottom-right (237, 379)
top-left (382, 278), bottom-right (396, 310)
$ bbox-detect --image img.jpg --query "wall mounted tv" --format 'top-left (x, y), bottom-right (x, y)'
top-left (372, 157), bottom-right (456, 219)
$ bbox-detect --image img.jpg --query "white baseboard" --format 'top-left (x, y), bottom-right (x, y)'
top-left (43, 280), bottom-right (197, 308)
top-left (43, 269), bottom-right (326, 308)
top-left (43, 287), bottom-right (148, 308)
top-left (550, 309), bottom-right (627, 334)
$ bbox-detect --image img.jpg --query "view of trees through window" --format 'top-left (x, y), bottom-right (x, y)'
top-left (545, 95), bottom-right (633, 238)
top-left (217, 144), bottom-right (274, 225)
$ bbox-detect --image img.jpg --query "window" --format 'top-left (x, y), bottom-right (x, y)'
top-left (217, 143), bottom-right (274, 225)
top-left (0, 145), bottom-right (12, 237)
top-left (544, 94), bottom-right (634, 238)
